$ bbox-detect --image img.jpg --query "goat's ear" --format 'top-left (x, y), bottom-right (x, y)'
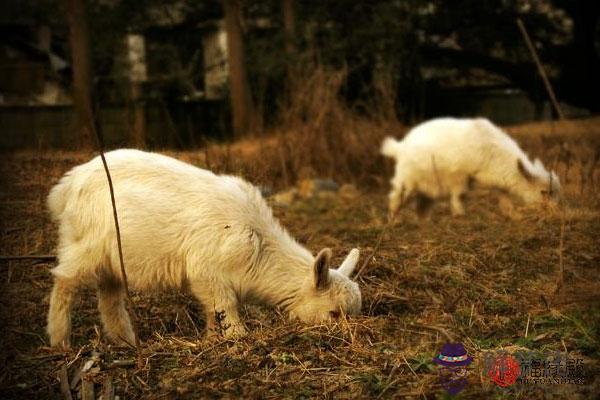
top-left (338, 248), bottom-right (360, 277)
top-left (313, 248), bottom-right (332, 290)
top-left (517, 159), bottom-right (535, 182)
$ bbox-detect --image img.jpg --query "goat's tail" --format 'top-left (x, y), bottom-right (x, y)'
top-left (380, 137), bottom-right (403, 158)
top-left (47, 172), bottom-right (75, 222)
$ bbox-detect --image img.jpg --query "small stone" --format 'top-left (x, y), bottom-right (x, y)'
top-left (339, 184), bottom-right (360, 199)
top-left (258, 185), bottom-right (274, 197)
top-left (81, 359), bottom-right (95, 373)
top-left (272, 188), bottom-right (298, 206)
top-left (298, 179), bottom-right (339, 198)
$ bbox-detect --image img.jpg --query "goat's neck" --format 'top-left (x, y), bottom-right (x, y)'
top-left (248, 241), bottom-right (313, 311)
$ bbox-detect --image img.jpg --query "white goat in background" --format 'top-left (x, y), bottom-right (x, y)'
top-left (381, 117), bottom-right (560, 218)
top-left (47, 149), bottom-right (361, 347)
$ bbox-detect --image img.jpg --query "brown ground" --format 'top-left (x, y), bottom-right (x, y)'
top-left (0, 118), bottom-right (599, 399)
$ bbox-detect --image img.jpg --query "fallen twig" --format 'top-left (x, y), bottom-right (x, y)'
top-left (402, 354), bottom-right (419, 378)
top-left (80, 378), bottom-right (94, 400)
top-left (102, 375), bottom-right (115, 400)
top-left (553, 212), bottom-right (566, 297)
top-left (107, 359), bottom-right (136, 369)
top-left (58, 364), bottom-right (73, 400)
top-left (410, 324), bottom-right (454, 343)
top-left (69, 362), bottom-right (83, 390)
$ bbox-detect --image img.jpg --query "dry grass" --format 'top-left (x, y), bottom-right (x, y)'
top-left (1, 117), bottom-right (599, 399)
top-left (185, 67), bottom-right (395, 190)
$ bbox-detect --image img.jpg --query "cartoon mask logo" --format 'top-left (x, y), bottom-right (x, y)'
top-left (433, 343), bottom-right (473, 396)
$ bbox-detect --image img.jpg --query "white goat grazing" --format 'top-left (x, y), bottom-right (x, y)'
top-left (47, 149), bottom-right (361, 347)
top-left (381, 117), bottom-right (560, 218)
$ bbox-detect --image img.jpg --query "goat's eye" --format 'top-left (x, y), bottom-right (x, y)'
top-left (329, 310), bottom-right (341, 319)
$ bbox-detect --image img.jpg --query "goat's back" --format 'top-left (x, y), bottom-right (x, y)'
top-left (48, 149), bottom-right (278, 285)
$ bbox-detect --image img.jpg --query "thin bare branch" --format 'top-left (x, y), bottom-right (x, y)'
top-left (517, 18), bottom-right (565, 120)
top-left (355, 198), bottom-right (401, 279)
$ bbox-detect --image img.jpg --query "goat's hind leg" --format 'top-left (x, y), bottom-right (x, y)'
top-left (97, 274), bottom-right (135, 346)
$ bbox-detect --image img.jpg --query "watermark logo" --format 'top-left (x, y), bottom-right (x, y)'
top-left (433, 342), bottom-right (473, 396)
top-left (432, 345), bottom-right (589, 395)
top-left (482, 350), bottom-right (588, 387)
top-left (485, 354), bottom-right (521, 387)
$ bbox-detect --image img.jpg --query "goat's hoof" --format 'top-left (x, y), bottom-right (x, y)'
top-left (224, 324), bottom-right (248, 339)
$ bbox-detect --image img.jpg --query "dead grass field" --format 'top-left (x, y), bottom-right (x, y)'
top-left (0, 118), bottom-right (599, 399)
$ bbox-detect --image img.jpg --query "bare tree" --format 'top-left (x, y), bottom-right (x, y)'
top-left (282, 0), bottom-right (297, 95)
top-left (65, 0), bottom-right (95, 149)
top-left (282, 0), bottom-right (296, 57)
top-left (223, 0), bottom-right (254, 137)
top-left (124, 34), bottom-right (147, 147)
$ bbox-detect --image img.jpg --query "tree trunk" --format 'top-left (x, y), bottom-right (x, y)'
top-left (65, 0), bottom-right (95, 149)
top-left (561, 0), bottom-right (600, 111)
top-left (282, 0), bottom-right (296, 57)
top-left (282, 0), bottom-right (297, 96)
top-left (223, 0), bottom-right (253, 137)
top-left (125, 34), bottom-right (147, 147)
top-left (130, 84), bottom-right (146, 148)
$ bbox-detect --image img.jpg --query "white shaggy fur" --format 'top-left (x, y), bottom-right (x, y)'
top-left (381, 117), bottom-right (560, 217)
top-left (47, 149), bottom-right (361, 347)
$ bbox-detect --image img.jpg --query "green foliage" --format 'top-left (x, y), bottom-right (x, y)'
top-left (353, 372), bottom-right (389, 396)
top-left (410, 355), bottom-right (436, 373)
top-left (484, 298), bottom-right (512, 314)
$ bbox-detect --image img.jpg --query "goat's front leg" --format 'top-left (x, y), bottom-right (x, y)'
top-left (388, 183), bottom-right (410, 221)
top-left (450, 191), bottom-right (466, 216)
top-left (415, 193), bottom-right (435, 220)
top-left (190, 281), bottom-right (247, 338)
top-left (97, 279), bottom-right (135, 346)
top-left (47, 276), bottom-right (79, 348)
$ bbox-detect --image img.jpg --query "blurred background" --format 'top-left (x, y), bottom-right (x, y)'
top-left (0, 0), bottom-right (598, 150)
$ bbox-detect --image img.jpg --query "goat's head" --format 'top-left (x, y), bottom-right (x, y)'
top-left (288, 248), bottom-right (361, 323)
top-left (516, 158), bottom-right (561, 204)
